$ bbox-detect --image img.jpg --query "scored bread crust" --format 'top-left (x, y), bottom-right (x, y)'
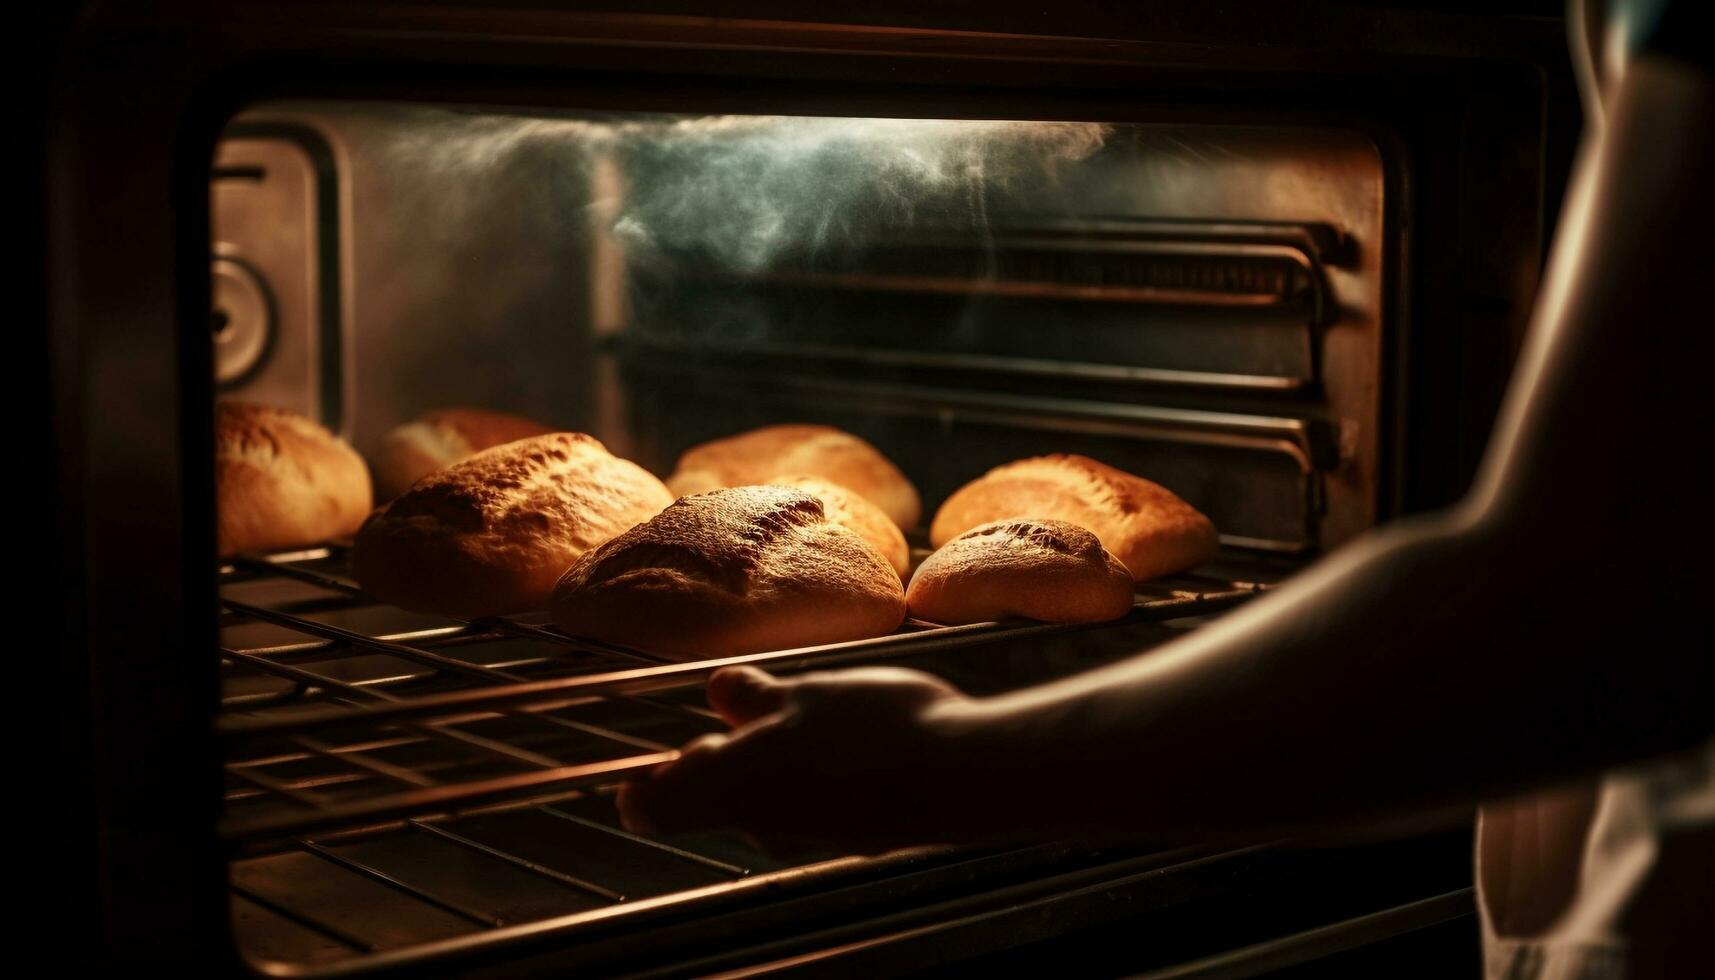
top-left (550, 486), bottom-right (907, 659)
top-left (372, 408), bottom-right (554, 501)
top-left (929, 454), bottom-right (1218, 581)
top-left (771, 474), bottom-right (911, 578)
top-left (907, 518), bottom-right (1134, 625)
top-left (665, 424), bottom-right (922, 530)
top-left (216, 402), bottom-right (372, 555)
top-left (353, 433), bottom-right (673, 618)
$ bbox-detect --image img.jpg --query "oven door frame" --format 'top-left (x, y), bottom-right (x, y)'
top-left (43, 5), bottom-right (1568, 973)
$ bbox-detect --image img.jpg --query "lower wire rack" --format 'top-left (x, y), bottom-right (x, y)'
top-left (218, 545), bottom-right (1272, 970)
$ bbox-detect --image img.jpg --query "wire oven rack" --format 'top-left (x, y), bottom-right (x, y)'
top-left (218, 546), bottom-right (1269, 969)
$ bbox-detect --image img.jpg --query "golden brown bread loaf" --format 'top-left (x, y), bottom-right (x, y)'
top-left (216, 402), bottom-right (372, 556)
top-left (353, 433), bottom-right (673, 618)
top-left (665, 424), bottom-right (921, 530)
top-left (550, 486), bottom-right (907, 659)
top-left (930, 454), bottom-right (1218, 581)
top-left (907, 518), bottom-right (1134, 625)
top-left (372, 407), bottom-right (553, 501)
top-left (771, 474), bottom-right (911, 578)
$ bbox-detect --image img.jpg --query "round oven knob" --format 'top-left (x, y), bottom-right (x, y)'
top-left (211, 255), bottom-right (273, 385)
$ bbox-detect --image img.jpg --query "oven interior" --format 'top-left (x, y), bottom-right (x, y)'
top-left (212, 101), bottom-right (1462, 976)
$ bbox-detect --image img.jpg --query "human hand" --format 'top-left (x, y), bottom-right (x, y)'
top-left (617, 664), bottom-right (983, 854)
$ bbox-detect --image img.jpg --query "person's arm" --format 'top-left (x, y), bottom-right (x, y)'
top-left (619, 56), bottom-right (1714, 854)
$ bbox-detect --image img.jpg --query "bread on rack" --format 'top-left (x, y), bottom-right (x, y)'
top-left (907, 518), bottom-right (1134, 625)
top-left (216, 401), bottom-right (372, 556)
top-left (770, 474), bottom-right (911, 578)
top-left (550, 486), bottom-right (907, 658)
top-left (929, 454), bottom-right (1218, 581)
top-left (372, 407), bottom-right (554, 501)
top-left (353, 433), bottom-right (673, 618)
top-left (665, 424), bottom-right (921, 530)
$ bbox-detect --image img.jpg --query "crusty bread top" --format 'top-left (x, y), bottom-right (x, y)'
top-left (367, 432), bottom-right (672, 566)
top-left (771, 474), bottom-right (911, 578)
top-left (393, 408), bottom-right (553, 470)
top-left (906, 517), bottom-right (1135, 625)
top-left (555, 485), bottom-right (900, 603)
top-left (929, 454), bottom-right (1218, 581)
top-left (217, 402), bottom-right (359, 472)
top-left (550, 486), bottom-right (906, 657)
top-left (215, 402), bottom-right (371, 554)
top-left (665, 424), bottom-right (921, 530)
top-left (373, 407), bottom-right (554, 501)
top-left (933, 517), bottom-right (1115, 572)
top-left (568, 486), bottom-right (825, 594)
top-left (416, 408), bottom-right (553, 452)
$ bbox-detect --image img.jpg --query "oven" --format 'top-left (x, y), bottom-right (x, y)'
top-left (42, 2), bottom-right (1575, 975)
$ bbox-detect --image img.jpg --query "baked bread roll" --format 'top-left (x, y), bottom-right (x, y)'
top-left (353, 433), bottom-right (673, 618)
top-left (772, 474), bottom-right (910, 578)
top-left (216, 402), bottom-right (371, 556)
top-left (372, 408), bottom-right (553, 501)
top-left (907, 519), bottom-right (1134, 625)
top-left (666, 424), bottom-right (921, 530)
top-left (930, 454), bottom-right (1218, 581)
top-left (550, 486), bottom-right (906, 659)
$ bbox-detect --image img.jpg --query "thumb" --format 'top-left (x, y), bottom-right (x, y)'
top-left (707, 665), bottom-right (790, 727)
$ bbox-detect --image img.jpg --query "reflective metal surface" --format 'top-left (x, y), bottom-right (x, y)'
top-left (212, 128), bottom-right (347, 431)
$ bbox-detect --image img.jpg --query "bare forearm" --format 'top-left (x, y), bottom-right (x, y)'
top-left (936, 509), bottom-right (1706, 842)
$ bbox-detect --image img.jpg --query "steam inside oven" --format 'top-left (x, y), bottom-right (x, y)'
top-left (383, 111), bottom-right (1113, 271)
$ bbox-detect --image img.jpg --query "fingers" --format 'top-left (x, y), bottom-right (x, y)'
top-left (623, 665), bottom-right (972, 845)
top-left (617, 724), bottom-right (795, 830)
top-left (705, 665), bottom-right (963, 729)
top-left (618, 730), bottom-right (755, 836)
top-left (706, 665), bottom-right (789, 727)
top-left (615, 778), bottom-right (663, 835)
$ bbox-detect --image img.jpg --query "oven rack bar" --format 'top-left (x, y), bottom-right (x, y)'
top-left (217, 549), bottom-right (1263, 846)
top-left (220, 570), bottom-right (1259, 740)
top-left (218, 599), bottom-right (1242, 739)
top-left (224, 554), bottom-right (674, 666)
top-left (233, 789), bottom-right (755, 958)
top-left (235, 834), bottom-right (1229, 977)
top-left (233, 826), bottom-right (1088, 974)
